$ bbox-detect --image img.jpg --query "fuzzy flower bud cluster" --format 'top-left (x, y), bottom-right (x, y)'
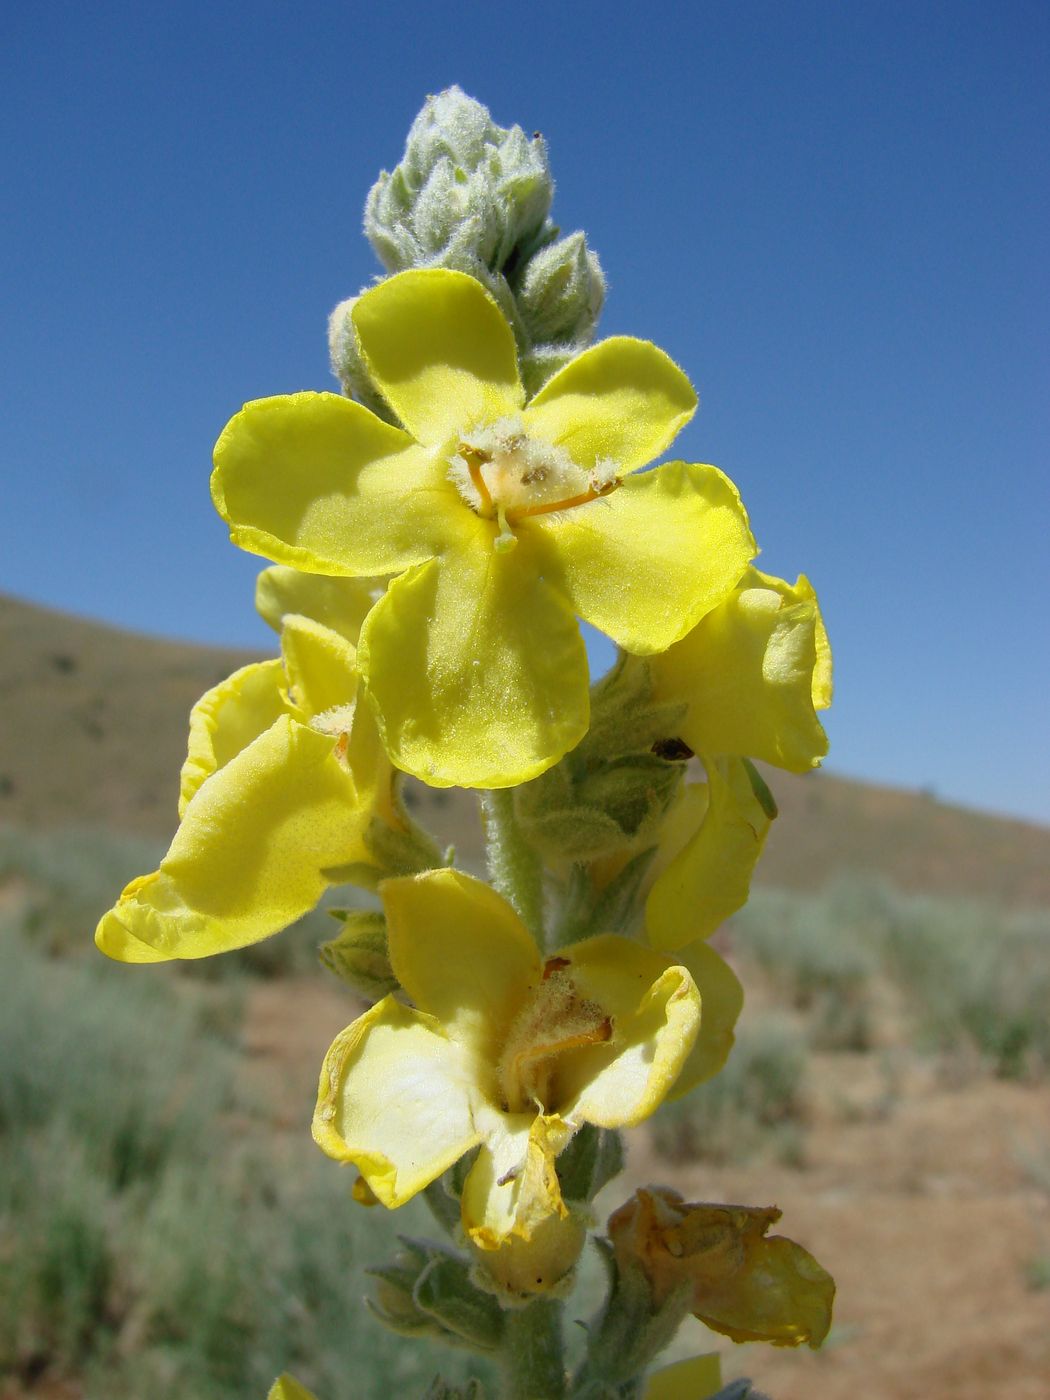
top-left (330, 86), bottom-right (606, 400)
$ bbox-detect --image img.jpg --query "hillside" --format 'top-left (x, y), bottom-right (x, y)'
top-left (2, 591), bottom-right (1048, 906)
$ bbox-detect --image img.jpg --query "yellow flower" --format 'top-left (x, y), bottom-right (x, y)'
top-left (649, 567), bottom-right (831, 773)
top-left (643, 757), bottom-right (776, 951)
top-left (643, 569), bottom-right (831, 949)
top-left (212, 268), bottom-right (756, 788)
top-left (95, 590), bottom-right (390, 962)
top-left (608, 1187), bottom-right (835, 1349)
top-left (312, 869), bottom-right (701, 1286)
top-left (267, 1377), bottom-right (318, 1400)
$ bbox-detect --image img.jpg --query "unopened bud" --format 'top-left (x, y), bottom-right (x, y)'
top-left (319, 910), bottom-right (397, 1001)
top-left (403, 87), bottom-right (496, 183)
top-left (368, 1237), bottom-right (505, 1354)
top-left (363, 87), bottom-right (557, 288)
top-left (518, 232), bottom-right (605, 344)
top-left (327, 297), bottom-right (397, 423)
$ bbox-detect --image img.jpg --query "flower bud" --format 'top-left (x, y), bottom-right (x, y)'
top-left (327, 297), bottom-right (397, 422)
top-left (514, 659), bottom-right (689, 867)
top-left (364, 87), bottom-right (556, 280)
top-left (518, 232), bottom-right (605, 344)
top-left (470, 1207), bottom-right (587, 1303)
top-left (402, 87), bottom-right (496, 183)
top-left (368, 1237), bottom-right (505, 1353)
top-left (555, 1124), bottom-right (624, 1203)
top-left (318, 911), bottom-right (397, 1001)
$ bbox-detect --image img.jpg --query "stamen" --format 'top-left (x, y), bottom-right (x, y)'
top-left (498, 967), bottom-right (615, 1114)
top-left (447, 421), bottom-right (623, 542)
top-left (508, 477), bottom-right (620, 522)
top-left (465, 452), bottom-right (495, 516)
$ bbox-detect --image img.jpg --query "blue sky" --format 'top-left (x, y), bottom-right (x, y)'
top-left (3, 1), bottom-right (1048, 824)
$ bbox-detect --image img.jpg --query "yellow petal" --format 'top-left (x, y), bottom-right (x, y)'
top-left (96, 717), bottom-right (368, 961)
top-left (646, 759), bottom-right (775, 950)
top-left (280, 614), bottom-right (358, 719)
top-left (523, 337), bottom-right (696, 475)
top-left (92, 876), bottom-right (170, 963)
top-left (552, 936), bottom-right (700, 1127)
top-left (212, 392), bottom-right (459, 575)
top-left (312, 996), bottom-right (480, 1208)
top-left (179, 660), bottom-right (287, 816)
top-left (651, 569), bottom-right (829, 772)
top-left (352, 269), bottom-right (524, 446)
top-left (267, 1377), bottom-right (319, 1400)
top-left (644, 1354), bottom-right (723, 1400)
top-left (527, 462), bottom-right (756, 654)
top-left (256, 564), bottom-right (378, 644)
top-left (382, 869), bottom-right (541, 1061)
top-left (801, 574), bottom-right (833, 710)
top-left (667, 940), bottom-right (744, 1099)
top-left (358, 539), bottom-right (589, 788)
top-left (461, 1109), bottom-right (572, 1248)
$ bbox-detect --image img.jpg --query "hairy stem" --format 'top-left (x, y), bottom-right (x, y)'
top-left (502, 1297), bottom-right (566, 1399)
top-left (480, 789), bottom-right (546, 947)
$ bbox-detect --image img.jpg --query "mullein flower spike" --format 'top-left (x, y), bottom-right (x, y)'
top-left (106, 86), bottom-right (835, 1398)
top-left (212, 268), bottom-right (756, 788)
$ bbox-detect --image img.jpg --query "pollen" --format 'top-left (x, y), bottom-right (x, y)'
top-left (497, 961), bottom-right (614, 1115)
top-left (448, 416), bottom-right (620, 540)
top-left (309, 704), bottom-right (357, 764)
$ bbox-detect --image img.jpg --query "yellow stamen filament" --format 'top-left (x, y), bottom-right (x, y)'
top-left (464, 449), bottom-right (495, 515)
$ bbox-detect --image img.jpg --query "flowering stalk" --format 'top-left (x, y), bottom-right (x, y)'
top-left (99, 88), bottom-right (835, 1399)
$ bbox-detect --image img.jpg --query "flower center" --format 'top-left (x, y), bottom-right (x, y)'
top-left (497, 957), bottom-right (613, 1115)
top-left (309, 703), bottom-right (357, 765)
top-left (448, 416), bottom-right (620, 551)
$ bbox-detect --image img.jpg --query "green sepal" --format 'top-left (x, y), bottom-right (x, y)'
top-left (367, 1241), bottom-right (450, 1341)
top-left (319, 861), bottom-right (381, 892)
top-left (587, 656), bottom-right (689, 758)
top-left (520, 807), bottom-right (626, 863)
top-left (519, 342), bottom-right (579, 397)
top-left (318, 910), bottom-right (398, 1000)
top-left (415, 1254), bottom-right (507, 1352)
top-left (364, 814), bottom-right (443, 877)
top-left (588, 849), bottom-right (657, 939)
top-left (556, 1125), bottom-right (625, 1203)
top-left (517, 231), bottom-right (604, 344)
top-left (423, 1172), bottom-right (464, 1238)
top-left (328, 297), bottom-right (399, 423)
top-left (514, 656), bottom-right (690, 866)
top-left (367, 1235), bottom-right (504, 1356)
top-left (575, 1239), bottom-right (693, 1390)
top-left (742, 757), bottom-right (778, 820)
top-left (575, 755), bottom-right (683, 843)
